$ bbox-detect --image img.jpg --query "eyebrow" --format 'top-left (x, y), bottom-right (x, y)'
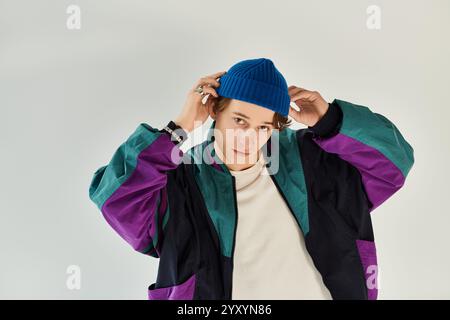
top-left (232, 112), bottom-right (273, 126)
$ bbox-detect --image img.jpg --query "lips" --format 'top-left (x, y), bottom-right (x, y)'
top-left (233, 149), bottom-right (249, 155)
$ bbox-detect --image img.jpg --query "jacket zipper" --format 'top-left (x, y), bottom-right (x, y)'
top-left (229, 175), bottom-right (239, 300)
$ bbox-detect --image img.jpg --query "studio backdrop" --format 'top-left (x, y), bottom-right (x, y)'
top-left (1, 0), bottom-right (449, 299)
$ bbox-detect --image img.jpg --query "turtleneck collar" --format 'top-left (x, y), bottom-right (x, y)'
top-left (228, 149), bottom-right (266, 191)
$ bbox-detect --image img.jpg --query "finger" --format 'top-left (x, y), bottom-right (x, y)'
top-left (292, 98), bottom-right (311, 106)
top-left (288, 85), bottom-right (297, 94)
top-left (289, 89), bottom-right (309, 99)
top-left (290, 90), bottom-right (316, 102)
top-left (201, 86), bottom-right (219, 98)
top-left (208, 70), bottom-right (227, 80)
top-left (288, 86), bottom-right (307, 95)
top-left (195, 77), bottom-right (221, 89)
top-left (288, 85), bottom-right (303, 93)
top-left (289, 105), bottom-right (301, 121)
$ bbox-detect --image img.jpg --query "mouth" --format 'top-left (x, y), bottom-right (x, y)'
top-left (232, 149), bottom-right (250, 155)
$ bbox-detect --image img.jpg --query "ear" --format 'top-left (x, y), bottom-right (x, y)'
top-left (206, 98), bottom-right (217, 120)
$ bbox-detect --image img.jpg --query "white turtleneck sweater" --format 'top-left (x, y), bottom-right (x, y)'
top-left (226, 150), bottom-right (332, 300)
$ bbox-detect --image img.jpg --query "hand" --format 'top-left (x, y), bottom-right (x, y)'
top-left (288, 86), bottom-right (329, 127)
top-left (175, 70), bottom-right (227, 133)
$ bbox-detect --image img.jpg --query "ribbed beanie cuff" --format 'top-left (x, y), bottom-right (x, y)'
top-left (217, 58), bottom-right (291, 116)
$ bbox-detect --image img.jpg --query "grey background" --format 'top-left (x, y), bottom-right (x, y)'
top-left (1, 0), bottom-right (449, 299)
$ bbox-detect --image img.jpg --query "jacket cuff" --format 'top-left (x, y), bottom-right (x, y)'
top-left (159, 120), bottom-right (189, 146)
top-left (308, 99), bottom-right (343, 138)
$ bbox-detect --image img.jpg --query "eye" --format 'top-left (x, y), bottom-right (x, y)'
top-left (259, 126), bottom-right (271, 132)
top-left (233, 117), bottom-right (246, 126)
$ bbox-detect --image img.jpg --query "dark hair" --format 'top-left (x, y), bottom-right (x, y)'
top-left (212, 96), bottom-right (292, 131)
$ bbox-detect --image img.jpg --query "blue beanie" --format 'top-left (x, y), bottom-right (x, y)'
top-left (216, 57), bottom-right (291, 116)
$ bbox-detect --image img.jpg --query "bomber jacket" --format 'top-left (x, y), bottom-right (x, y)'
top-left (88, 98), bottom-right (414, 300)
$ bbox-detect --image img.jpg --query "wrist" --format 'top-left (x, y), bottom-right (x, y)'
top-left (308, 99), bottom-right (343, 138)
top-left (315, 101), bottom-right (330, 123)
top-left (174, 119), bottom-right (193, 133)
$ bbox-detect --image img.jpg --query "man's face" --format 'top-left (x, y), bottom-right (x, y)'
top-left (211, 99), bottom-right (275, 171)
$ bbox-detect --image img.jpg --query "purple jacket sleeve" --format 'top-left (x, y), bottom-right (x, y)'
top-left (308, 99), bottom-right (414, 212)
top-left (88, 123), bottom-right (184, 257)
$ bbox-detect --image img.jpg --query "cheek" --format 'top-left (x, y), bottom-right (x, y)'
top-left (254, 133), bottom-right (271, 152)
top-left (258, 133), bottom-right (271, 148)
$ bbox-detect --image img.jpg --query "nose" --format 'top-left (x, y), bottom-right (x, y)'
top-left (236, 130), bottom-right (258, 153)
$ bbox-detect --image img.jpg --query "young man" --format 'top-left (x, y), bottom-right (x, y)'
top-left (89, 58), bottom-right (414, 300)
